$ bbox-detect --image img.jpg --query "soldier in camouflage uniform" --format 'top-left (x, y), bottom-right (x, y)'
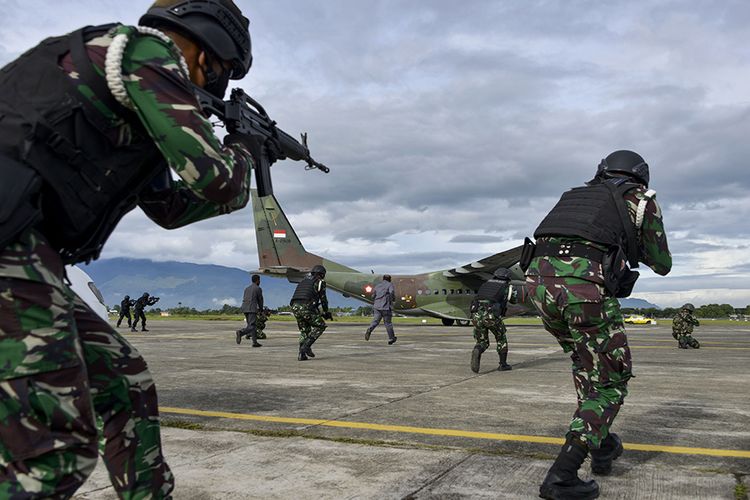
top-left (290, 265), bottom-right (332, 361)
top-left (524, 151), bottom-right (671, 499)
top-left (0, 1), bottom-right (257, 497)
top-left (672, 303), bottom-right (700, 349)
top-left (470, 268), bottom-right (514, 373)
top-left (256, 307), bottom-right (271, 340)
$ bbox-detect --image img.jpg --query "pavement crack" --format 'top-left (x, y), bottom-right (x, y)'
top-left (400, 453), bottom-right (474, 499)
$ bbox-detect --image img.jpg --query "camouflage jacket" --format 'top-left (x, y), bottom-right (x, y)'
top-left (672, 310), bottom-right (699, 334)
top-left (0, 25), bottom-right (254, 285)
top-left (527, 186), bottom-right (672, 283)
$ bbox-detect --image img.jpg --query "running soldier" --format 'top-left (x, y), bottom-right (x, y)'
top-left (256, 307), bottom-right (272, 340)
top-left (524, 150), bottom-right (671, 499)
top-left (673, 303), bottom-right (700, 349)
top-left (116, 295), bottom-right (135, 328)
top-left (290, 265), bottom-right (332, 361)
top-left (131, 292), bottom-right (160, 333)
top-left (0, 0), bottom-right (256, 496)
top-left (470, 268), bottom-right (514, 373)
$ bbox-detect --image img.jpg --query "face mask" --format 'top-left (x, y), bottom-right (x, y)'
top-left (202, 53), bottom-right (230, 98)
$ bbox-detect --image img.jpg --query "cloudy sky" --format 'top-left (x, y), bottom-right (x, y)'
top-left (1, 0), bottom-right (748, 307)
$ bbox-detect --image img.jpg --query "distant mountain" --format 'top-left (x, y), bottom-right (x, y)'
top-left (618, 297), bottom-right (661, 309)
top-left (81, 258), bottom-right (363, 310)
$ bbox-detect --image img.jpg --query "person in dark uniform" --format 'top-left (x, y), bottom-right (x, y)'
top-left (290, 265), bottom-right (332, 361)
top-left (523, 150), bottom-right (672, 499)
top-left (116, 295), bottom-right (135, 328)
top-left (131, 292), bottom-right (159, 332)
top-left (236, 274), bottom-right (263, 347)
top-left (470, 268), bottom-right (514, 373)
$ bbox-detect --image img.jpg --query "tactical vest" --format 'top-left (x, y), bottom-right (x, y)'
top-left (0, 24), bottom-right (166, 263)
top-left (290, 277), bottom-right (317, 306)
top-left (533, 178), bottom-right (641, 266)
top-left (475, 279), bottom-right (510, 316)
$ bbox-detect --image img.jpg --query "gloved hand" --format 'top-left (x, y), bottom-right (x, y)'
top-left (225, 133), bottom-right (281, 165)
top-left (323, 311), bottom-right (333, 321)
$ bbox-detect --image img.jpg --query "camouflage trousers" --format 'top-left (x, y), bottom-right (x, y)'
top-left (673, 332), bottom-right (700, 349)
top-left (256, 312), bottom-right (268, 340)
top-left (471, 308), bottom-right (508, 354)
top-left (291, 303), bottom-right (327, 345)
top-left (526, 276), bottom-right (632, 449)
top-left (0, 234), bottom-right (173, 498)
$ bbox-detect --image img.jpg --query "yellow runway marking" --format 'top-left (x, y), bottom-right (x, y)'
top-left (160, 407), bottom-right (750, 459)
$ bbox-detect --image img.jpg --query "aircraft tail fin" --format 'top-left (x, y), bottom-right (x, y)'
top-left (251, 189), bottom-right (357, 275)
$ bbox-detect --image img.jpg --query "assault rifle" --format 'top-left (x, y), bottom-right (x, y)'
top-left (194, 86), bottom-right (330, 197)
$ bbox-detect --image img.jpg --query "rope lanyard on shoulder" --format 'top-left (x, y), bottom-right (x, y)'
top-left (105, 26), bottom-right (190, 110)
top-left (635, 189), bottom-right (657, 229)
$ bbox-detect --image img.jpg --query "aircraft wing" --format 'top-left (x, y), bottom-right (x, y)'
top-left (419, 301), bottom-right (470, 320)
top-left (441, 245), bottom-right (524, 279)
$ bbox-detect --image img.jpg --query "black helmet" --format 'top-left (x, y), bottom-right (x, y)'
top-left (311, 265), bottom-right (327, 277)
top-left (383, 274), bottom-right (392, 282)
top-left (682, 303), bottom-right (695, 312)
top-left (140, 0), bottom-right (252, 80)
top-left (493, 268), bottom-right (512, 281)
top-left (143, 292), bottom-right (150, 298)
top-left (124, 295), bottom-right (130, 300)
top-left (597, 150), bottom-right (650, 187)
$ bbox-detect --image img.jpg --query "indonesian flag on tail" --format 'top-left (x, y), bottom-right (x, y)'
top-left (273, 230), bottom-right (287, 239)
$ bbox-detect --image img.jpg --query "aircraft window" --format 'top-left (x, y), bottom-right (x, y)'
top-left (434, 290), bottom-right (439, 295)
top-left (442, 289), bottom-right (447, 295)
top-left (457, 289), bottom-right (463, 294)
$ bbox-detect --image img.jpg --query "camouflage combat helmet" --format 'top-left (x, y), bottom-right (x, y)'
top-left (311, 265), bottom-right (327, 277)
top-left (383, 274), bottom-right (392, 282)
top-left (493, 268), bottom-right (512, 281)
top-left (682, 303), bottom-right (695, 311)
top-left (597, 150), bottom-right (650, 187)
top-left (140, 0), bottom-right (252, 79)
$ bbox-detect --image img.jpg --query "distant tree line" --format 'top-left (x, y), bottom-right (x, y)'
top-left (621, 304), bottom-right (750, 318)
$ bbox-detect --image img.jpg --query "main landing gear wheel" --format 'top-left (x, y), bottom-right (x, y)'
top-left (441, 318), bottom-right (455, 327)
top-left (457, 320), bottom-right (471, 327)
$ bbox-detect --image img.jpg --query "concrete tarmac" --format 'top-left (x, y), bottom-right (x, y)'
top-left (74, 320), bottom-right (750, 499)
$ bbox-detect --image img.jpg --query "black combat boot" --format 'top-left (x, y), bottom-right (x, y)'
top-left (590, 433), bottom-right (623, 475)
top-left (498, 350), bottom-right (512, 371)
top-left (250, 330), bottom-right (262, 348)
top-left (298, 343), bottom-right (308, 361)
top-left (364, 328), bottom-right (372, 341)
top-left (236, 329), bottom-right (243, 345)
top-left (305, 338), bottom-right (316, 358)
top-left (540, 435), bottom-right (599, 500)
top-left (471, 344), bottom-right (486, 373)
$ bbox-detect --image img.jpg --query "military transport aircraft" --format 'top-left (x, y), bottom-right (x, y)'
top-left (251, 190), bottom-right (534, 325)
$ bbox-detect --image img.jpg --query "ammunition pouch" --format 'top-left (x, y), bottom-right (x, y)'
top-left (519, 237), bottom-right (536, 272)
top-left (601, 245), bottom-right (640, 298)
top-left (0, 156), bottom-right (43, 251)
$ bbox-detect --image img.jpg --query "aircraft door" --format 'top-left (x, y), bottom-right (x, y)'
top-left (395, 278), bottom-right (417, 310)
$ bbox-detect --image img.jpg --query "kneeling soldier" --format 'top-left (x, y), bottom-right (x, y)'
top-left (673, 303), bottom-right (700, 349)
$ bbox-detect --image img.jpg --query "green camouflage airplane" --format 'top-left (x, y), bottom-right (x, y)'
top-left (251, 190), bottom-right (534, 325)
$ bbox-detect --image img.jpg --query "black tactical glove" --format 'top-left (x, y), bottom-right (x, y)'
top-left (225, 133), bottom-right (282, 165)
top-left (323, 311), bottom-right (333, 321)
